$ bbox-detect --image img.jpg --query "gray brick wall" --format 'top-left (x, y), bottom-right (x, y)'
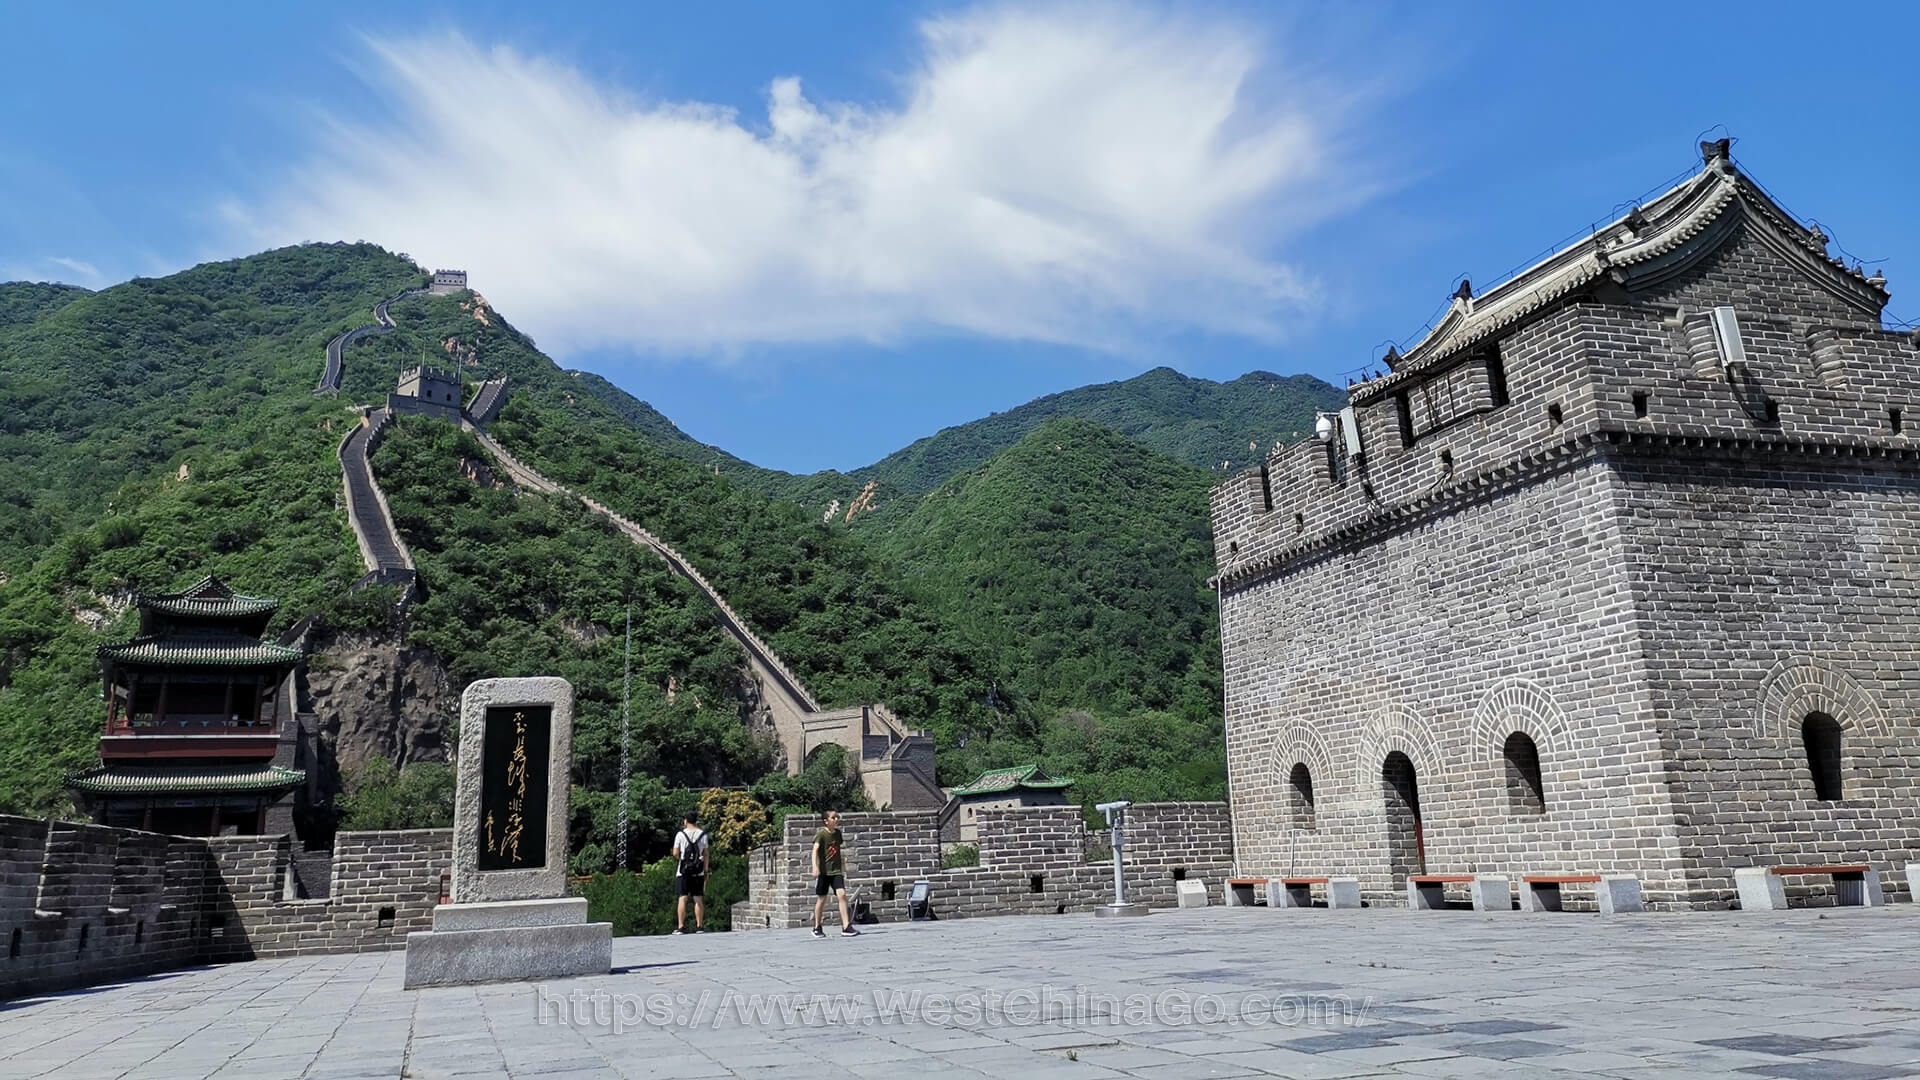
top-left (1211, 190), bottom-right (1920, 910)
top-left (732, 803), bottom-right (1235, 930)
top-left (1, 816), bottom-right (450, 999)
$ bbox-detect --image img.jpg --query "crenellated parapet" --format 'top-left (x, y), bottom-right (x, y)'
top-left (1213, 142), bottom-right (1915, 593)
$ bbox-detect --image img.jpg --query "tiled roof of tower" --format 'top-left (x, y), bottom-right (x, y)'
top-left (64, 764), bottom-right (306, 795)
top-left (98, 630), bottom-right (303, 668)
top-left (951, 763), bottom-right (1073, 796)
top-left (134, 575), bottom-right (280, 619)
top-left (1353, 140), bottom-right (1891, 403)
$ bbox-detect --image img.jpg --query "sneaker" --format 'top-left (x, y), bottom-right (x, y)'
top-left (840, 926), bottom-right (861, 937)
top-left (811, 926), bottom-right (826, 938)
top-left (671, 927), bottom-right (687, 935)
top-left (695, 927), bottom-right (708, 934)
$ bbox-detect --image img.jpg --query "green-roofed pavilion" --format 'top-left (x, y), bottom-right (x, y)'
top-left (67, 571), bottom-right (308, 836)
top-left (944, 763), bottom-right (1075, 843)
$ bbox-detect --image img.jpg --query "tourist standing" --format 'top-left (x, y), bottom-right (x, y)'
top-left (811, 810), bottom-right (859, 937)
top-left (672, 813), bottom-right (710, 934)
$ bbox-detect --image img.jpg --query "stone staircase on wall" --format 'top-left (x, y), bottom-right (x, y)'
top-left (467, 377), bottom-right (510, 426)
top-left (462, 423), bottom-right (942, 810)
top-left (337, 408), bottom-right (417, 600)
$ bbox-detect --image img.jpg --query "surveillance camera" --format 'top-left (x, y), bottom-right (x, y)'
top-left (1095, 800), bottom-right (1132, 813)
top-left (1314, 414), bottom-right (1336, 443)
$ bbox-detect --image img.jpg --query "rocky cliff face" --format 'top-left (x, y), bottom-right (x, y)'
top-left (299, 627), bottom-right (455, 799)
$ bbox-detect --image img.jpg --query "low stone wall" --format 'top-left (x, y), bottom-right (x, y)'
top-left (1, 815), bottom-right (449, 999)
top-left (731, 803), bottom-right (1234, 930)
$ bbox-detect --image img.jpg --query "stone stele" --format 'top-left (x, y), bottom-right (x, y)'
top-left (404, 676), bottom-right (611, 988)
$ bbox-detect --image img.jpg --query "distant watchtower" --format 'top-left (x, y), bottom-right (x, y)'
top-left (429, 269), bottom-right (468, 296)
top-left (388, 365), bottom-right (464, 421)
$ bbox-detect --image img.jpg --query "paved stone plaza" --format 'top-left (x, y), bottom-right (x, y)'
top-left (6, 906), bottom-right (1920, 1079)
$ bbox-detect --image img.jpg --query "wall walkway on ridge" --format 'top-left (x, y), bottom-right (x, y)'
top-left (461, 423), bottom-right (823, 713)
top-left (314, 287), bottom-right (427, 394)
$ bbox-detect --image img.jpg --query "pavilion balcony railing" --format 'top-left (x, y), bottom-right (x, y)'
top-left (107, 715), bottom-right (278, 735)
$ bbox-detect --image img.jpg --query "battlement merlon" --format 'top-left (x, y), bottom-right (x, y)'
top-left (1211, 145), bottom-right (1918, 582)
top-left (398, 365), bottom-right (461, 384)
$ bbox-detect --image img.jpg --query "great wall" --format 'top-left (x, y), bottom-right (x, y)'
top-left (312, 287), bottom-right (426, 395)
top-left (318, 281), bottom-right (939, 809)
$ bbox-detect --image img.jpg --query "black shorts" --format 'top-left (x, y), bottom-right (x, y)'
top-left (676, 873), bottom-right (706, 897)
top-left (814, 874), bottom-right (845, 896)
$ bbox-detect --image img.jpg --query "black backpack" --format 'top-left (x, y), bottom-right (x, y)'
top-left (677, 828), bottom-right (705, 876)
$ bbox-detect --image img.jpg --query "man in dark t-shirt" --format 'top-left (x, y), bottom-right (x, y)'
top-left (811, 810), bottom-right (859, 938)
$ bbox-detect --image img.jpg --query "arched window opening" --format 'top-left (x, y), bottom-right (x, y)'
top-left (1802, 712), bottom-right (1844, 800)
top-left (1502, 732), bottom-right (1546, 815)
top-left (1287, 763), bottom-right (1316, 831)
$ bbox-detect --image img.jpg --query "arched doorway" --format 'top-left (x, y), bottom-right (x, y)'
top-left (1382, 752), bottom-right (1425, 877)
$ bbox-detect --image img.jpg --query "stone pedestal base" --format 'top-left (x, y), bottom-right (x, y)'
top-left (404, 898), bottom-right (611, 988)
top-left (1327, 877), bottom-right (1363, 909)
top-left (1734, 867), bottom-right (1787, 911)
top-left (1094, 903), bottom-right (1150, 917)
top-left (1175, 881), bottom-right (1208, 909)
top-left (1468, 875), bottom-right (1512, 912)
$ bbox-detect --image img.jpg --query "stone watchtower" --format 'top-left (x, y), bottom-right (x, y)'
top-left (389, 365), bottom-right (464, 421)
top-left (429, 269), bottom-right (468, 296)
top-left (1211, 140), bottom-right (1918, 908)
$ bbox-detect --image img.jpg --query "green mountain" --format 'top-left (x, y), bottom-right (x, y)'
top-left (572, 362), bottom-right (1343, 519)
top-left (0, 246), bottom-right (1007, 825)
top-left (859, 366), bottom-right (1342, 494)
top-left (0, 241), bottom-right (1311, 838)
top-left (869, 417), bottom-right (1226, 804)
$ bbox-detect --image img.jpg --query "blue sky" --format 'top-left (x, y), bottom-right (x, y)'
top-left (4, 2), bottom-right (1916, 474)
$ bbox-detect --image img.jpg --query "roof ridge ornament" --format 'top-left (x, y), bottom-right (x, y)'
top-left (1451, 278), bottom-right (1474, 315)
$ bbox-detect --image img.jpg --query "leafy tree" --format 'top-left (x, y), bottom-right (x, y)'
top-left (749, 744), bottom-right (870, 814)
top-left (697, 788), bottom-right (773, 854)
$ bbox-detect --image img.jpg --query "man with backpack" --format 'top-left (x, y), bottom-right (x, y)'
top-left (672, 812), bottom-right (711, 934)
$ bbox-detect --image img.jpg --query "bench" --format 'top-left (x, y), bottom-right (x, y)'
top-left (1407, 873), bottom-right (1512, 912)
top-left (1266, 876), bottom-right (1363, 909)
top-left (1223, 878), bottom-right (1267, 907)
top-left (1735, 864), bottom-right (1884, 911)
top-left (1521, 874), bottom-right (1643, 914)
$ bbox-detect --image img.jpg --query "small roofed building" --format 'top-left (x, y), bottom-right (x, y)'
top-left (428, 269), bottom-right (467, 295)
top-left (388, 365), bottom-right (464, 421)
top-left (65, 575), bottom-right (306, 836)
top-left (941, 764), bottom-right (1074, 843)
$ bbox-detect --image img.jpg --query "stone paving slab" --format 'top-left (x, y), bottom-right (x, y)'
top-left (4, 906), bottom-right (1920, 1078)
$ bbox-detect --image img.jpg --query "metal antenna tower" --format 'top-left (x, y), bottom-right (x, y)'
top-left (616, 603), bottom-right (632, 870)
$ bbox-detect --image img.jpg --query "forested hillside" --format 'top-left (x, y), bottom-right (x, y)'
top-left (0, 247), bottom-right (1013, 830)
top-left (869, 418), bottom-right (1227, 804)
top-left (572, 362), bottom-right (1343, 521)
top-left (0, 240), bottom-right (1315, 840)
top-left (0, 247), bottom-right (422, 811)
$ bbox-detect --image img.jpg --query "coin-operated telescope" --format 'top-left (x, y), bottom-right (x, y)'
top-left (1093, 800), bottom-right (1148, 918)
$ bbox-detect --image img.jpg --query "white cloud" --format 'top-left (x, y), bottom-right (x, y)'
top-left (227, 4), bottom-right (1391, 357)
top-left (1, 256), bottom-right (107, 288)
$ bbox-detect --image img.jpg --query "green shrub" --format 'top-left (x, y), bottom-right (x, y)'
top-left (942, 843), bottom-right (979, 869)
top-left (338, 759), bottom-right (455, 830)
top-left (577, 853), bottom-right (747, 935)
